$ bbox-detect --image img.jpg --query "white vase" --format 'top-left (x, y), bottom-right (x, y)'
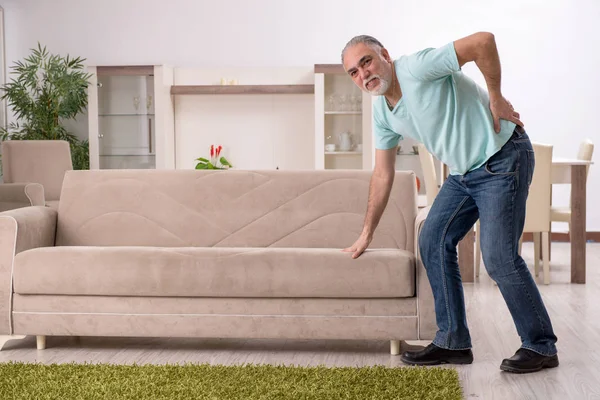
top-left (338, 131), bottom-right (353, 151)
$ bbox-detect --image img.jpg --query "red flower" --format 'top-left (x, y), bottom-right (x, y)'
top-left (210, 145), bottom-right (214, 158)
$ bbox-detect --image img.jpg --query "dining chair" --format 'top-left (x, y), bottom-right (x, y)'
top-left (523, 143), bottom-right (554, 284)
top-left (550, 139), bottom-right (594, 242)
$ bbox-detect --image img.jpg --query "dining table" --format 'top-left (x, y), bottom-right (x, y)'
top-left (551, 158), bottom-right (593, 283)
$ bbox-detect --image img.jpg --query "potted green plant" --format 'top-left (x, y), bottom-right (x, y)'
top-left (195, 144), bottom-right (233, 169)
top-left (0, 43), bottom-right (92, 170)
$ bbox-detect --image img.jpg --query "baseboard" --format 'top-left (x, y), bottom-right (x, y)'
top-left (522, 232), bottom-right (600, 243)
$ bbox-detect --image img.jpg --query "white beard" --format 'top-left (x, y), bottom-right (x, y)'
top-left (363, 75), bottom-right (390, 96)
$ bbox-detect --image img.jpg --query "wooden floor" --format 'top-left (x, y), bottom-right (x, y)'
top-left (1, 243), bottom-right (599, 399)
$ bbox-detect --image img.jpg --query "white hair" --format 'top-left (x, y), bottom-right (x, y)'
top-left (341, 35), bottom-right (385, 64)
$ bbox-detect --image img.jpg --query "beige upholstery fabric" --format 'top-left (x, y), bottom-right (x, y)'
top-left (13, 295), bottom-right (417, 316)
top-left (45, 200), bottom-right (60, 210)
top-left (415, 206), bottom-right (436, 339)
top-left (13, 295), bottom-right (419, 339)
top-left (0, 206), bottom-right (57, 258)
top-left (0, 169), bottom-right (437, 343)
top-left (524, 143), bottom-right (553, 284)
top-left (0, 215), bottom-right (16, 335)
top-left (524, 144), bottom-right (553, 233)
top-left (0, 206), bottom-right (57, 334)
top-left (0, 183), bottom-right (45, 212)
top-left (1, 140), bottom-right (72, 202)
top-left (14, 247), bottom-right (415, 297)
top-left (12, 313), bottom-right (418, 341)
top-left (550, 207), bottom-right (570, 222)
top-left (56, 170), bottom-right (416, 250)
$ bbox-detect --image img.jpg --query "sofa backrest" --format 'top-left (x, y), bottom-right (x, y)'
top-left (1, 140), bottom-right (73, 202)
top-left (55, 169), bottom-right (418, 251)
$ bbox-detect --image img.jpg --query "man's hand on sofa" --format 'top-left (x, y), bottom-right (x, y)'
top-left (342, 232), bottom-right (373, 259)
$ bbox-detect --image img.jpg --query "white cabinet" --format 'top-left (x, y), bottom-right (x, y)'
top-left (87, 65), bottom-right (175, 170)
top-left (314, 65), bottom-right (373, 170)
top-left (314, 64), bottom-right (428, 199)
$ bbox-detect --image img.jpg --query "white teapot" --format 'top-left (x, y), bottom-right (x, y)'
top-left (338, 131), bottom-right (353, 151)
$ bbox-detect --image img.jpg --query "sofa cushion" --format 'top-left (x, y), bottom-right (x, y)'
top-left (13, 247), bottom-right (415, 298)
top-left (55, 170), bottom-right (418, 251)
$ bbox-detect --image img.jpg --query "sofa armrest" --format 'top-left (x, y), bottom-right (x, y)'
top-left (0, 183), bottom-right (45, 212)
top-left (0, 206), bottom-right (57, 334)
top-left (415, 205), bottom-right (436, 340)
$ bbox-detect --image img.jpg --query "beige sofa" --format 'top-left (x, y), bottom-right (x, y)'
top-left (1, 140), bottom-right (73, 210)
top-left (0, 169), bottom-right (434, 354)
top-left (0, 182), bottom-right (45, 212)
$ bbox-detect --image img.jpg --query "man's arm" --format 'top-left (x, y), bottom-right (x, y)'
top-left (453, 32), bottom-right (523, 132)
top-left (343, 148), bottom-right (396, 258)
top-left (362, 148), bottom-right (396, 236)
top-left (453, 32), bottom-right (501, 96)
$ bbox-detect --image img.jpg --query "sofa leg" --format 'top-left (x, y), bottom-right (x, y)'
top-left (0, 335), bottom-right (27, 351)
top-left (36, 335), bottom-right (46, 350)
top-left (390, 340), bottom-right (401, 355)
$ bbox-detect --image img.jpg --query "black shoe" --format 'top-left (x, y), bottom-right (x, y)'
top-left (500, 348), bottom-right (559, 373)
top-left (400, 343), bottom-right (473, 366)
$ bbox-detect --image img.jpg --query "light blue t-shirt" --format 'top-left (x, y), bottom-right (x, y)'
top-left (373, 42), bottom-right (516, 175)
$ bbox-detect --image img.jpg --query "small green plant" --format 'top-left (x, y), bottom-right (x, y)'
top-left (0, 43), bottom-right (92, 170)
top-left (195, 144), bottom-right (233, 169)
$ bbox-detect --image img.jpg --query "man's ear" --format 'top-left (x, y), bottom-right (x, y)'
top-left (381, 48), bottom-right (392, 63)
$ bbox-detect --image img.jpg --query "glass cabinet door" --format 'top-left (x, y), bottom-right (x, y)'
top-left (89, 67), bottom-right (156, 170)
top-left (97, 74), bottom-right (155, 169)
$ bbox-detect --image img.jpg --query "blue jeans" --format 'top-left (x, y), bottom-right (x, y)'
top-left (419, 127), bottom-right (558, 356)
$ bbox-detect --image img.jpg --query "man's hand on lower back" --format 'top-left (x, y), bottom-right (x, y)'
top-left (490, 95), bottom-right (524, 133)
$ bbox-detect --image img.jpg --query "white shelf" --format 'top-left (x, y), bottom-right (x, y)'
top-left (171, 84), bottom-right (314, 95)
top-left (100, 154), bottom-right (155, 157)
top-left (325, 151), bottom-right (362, 155)
top-left (99, 113), bottom-right (155, 117)
top-left (315, 65), bottom-right (372, 170)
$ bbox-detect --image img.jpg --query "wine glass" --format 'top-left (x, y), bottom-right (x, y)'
top-left (355, 94), bottom-right (362, 111)
top-left (328, 94), bottom-right (336, 112)
top-left (350, 94), bottom-right (360, 111)
top-left (338, 95), bottom-right (347, 112)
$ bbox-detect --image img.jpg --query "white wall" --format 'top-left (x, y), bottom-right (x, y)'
top-left (2, 0), bottom-right (599, 230)
top-left (173, 67), bottom-right (315, 170)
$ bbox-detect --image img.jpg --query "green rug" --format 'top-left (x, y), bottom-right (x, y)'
top-left (0, 362), bottom-right (462, 400)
